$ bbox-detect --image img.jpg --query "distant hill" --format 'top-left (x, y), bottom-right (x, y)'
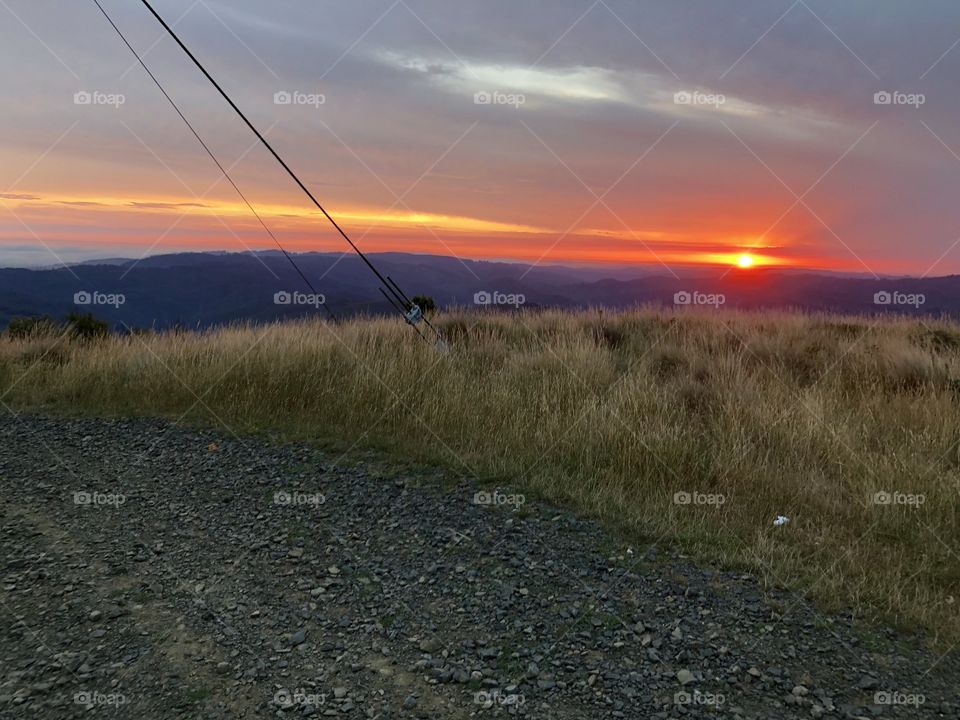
top-left (0, 251), bottom-right (954, 329)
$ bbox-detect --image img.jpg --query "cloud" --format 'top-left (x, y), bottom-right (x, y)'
top-left (128, 201), bottom-right (211, 210)
top-left (379, 51), bottom-right (628, 103)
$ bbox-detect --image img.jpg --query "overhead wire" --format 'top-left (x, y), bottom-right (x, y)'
top-left (91, 0), bottom-right (337, 323)
top-left (130, 0), bottom-right (444, 345)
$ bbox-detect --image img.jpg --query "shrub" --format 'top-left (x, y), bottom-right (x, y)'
top-left (412, 295), bottom-right (436, 313)
top-left (64, 312), bottom-right (109, 341)
top-left (6, 315), bottom-right (57, 340)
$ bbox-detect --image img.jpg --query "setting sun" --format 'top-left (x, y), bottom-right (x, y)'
top-left (737, 254), bottom-right (755, 268)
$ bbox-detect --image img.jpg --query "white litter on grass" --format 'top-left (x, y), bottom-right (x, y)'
top-left (773, 515), bottom-right (790, 527)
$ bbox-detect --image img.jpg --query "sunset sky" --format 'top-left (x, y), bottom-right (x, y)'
top-left (2, 0), bottom-right (960, 276)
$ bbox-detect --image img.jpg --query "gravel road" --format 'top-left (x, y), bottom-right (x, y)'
top-left (0, 415), bottom-right (956, 718)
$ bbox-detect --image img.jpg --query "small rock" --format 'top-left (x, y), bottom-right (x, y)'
top-left (418, 638), bottom-right (442, 653)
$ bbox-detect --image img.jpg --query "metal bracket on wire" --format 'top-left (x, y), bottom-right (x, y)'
top-left (378, 276), bottom-right (447, 351)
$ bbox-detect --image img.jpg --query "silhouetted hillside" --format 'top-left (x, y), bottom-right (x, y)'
top-left (0, 251), bottom-right (954, 329)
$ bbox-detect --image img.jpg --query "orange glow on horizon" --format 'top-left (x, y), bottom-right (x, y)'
top-left (0, 190), bottom-right (838, 271)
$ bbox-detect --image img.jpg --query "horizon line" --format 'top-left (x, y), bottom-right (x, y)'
top-left (2, 248), bottom-right (954, 280)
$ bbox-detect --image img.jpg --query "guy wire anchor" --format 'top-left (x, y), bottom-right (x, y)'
top-left (378, 280), bottom-right (449, 353)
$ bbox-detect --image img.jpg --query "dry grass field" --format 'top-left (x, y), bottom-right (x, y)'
top-left (2, 307), bottom-right (959, 642)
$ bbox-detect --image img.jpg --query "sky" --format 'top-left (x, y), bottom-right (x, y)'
top-left (2, 0), bottom-right (960, 276)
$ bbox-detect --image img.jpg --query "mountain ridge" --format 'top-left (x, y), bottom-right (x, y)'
top-left (1, 251), bottom-right (955, 329)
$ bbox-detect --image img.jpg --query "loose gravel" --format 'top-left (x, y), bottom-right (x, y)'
top-left (0, 415), bottom-right (956, 719)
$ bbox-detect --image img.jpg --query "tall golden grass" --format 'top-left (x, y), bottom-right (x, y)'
top-left (3, 307), bottom-right (959, 641)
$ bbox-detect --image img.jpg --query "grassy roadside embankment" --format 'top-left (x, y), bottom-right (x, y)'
top-left (2, 307), bottom-right (958, 642)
